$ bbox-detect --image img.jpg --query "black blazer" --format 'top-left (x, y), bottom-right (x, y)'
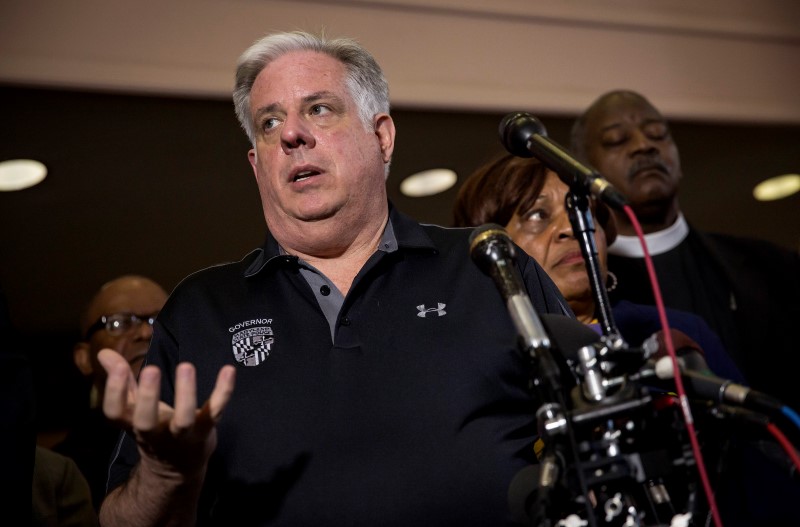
top-left (694, 228), bottom-right (800, 411)
top-left (608, 226), bottom-right (800, 411)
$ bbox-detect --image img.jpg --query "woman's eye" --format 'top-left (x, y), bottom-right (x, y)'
top-left (525, 209), bottom-right (546, 222)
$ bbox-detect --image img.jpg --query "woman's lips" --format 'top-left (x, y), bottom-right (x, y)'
top-left (554, 250), bottom-right (585, 267)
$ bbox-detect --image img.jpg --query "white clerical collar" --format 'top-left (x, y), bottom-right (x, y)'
top-left (608, 213), bottom-right (689, 257)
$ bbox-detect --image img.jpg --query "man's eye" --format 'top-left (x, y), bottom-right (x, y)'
top-left (263, 117), bottom-right (280, 131)
top-left (601, 134), bottom-right (627, 147)
top-left (310, 104), bottom-right (330, 116)
top-left (645, 123), bottom-right (669, 141)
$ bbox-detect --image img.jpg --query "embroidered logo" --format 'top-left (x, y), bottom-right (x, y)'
top-left (230, 322), bottom-right (274, 367)
top-left (417, 303), bottom-right (446, 318)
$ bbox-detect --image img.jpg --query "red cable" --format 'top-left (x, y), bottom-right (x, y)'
top-left (623, 205), bottom-right (723, 527)
top-left (766, 422), bottom-right (800, 473)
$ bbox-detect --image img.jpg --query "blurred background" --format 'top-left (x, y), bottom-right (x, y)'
top-left (1, 0), bottom-right (798, 436)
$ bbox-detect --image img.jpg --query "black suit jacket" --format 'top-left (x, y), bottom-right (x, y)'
top-left (609, 227), bottom-right (800, 526)
top-left (694, 229), bottom-right (800, 410)
top-left (608, 226), bottom-right (800, 411)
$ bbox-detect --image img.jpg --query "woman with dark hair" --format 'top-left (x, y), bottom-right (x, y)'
top-left (454, 152), bottom-right (800, 527)
top-left (453, 153), bottom-right (742, 381)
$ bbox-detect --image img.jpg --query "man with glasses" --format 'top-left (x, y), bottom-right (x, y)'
top-left (54, 275), bottom-right (168, 510)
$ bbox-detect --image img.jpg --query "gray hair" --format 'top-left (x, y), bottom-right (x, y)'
top-left (233, 30), bottom-right (390, 146)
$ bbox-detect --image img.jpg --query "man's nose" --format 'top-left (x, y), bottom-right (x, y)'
top-left (134, 318), bottom-right (155, 340)
top-left (629, 129), bottom-right (658, 155)
top-left (280, 114), bottom-right (316, 153)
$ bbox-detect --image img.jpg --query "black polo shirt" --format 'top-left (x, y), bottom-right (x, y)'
top-left (108, 205), bottom-right (570, 526)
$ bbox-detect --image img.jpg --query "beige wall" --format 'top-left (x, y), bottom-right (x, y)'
top-left (1, 0), bottom-right (799, 123)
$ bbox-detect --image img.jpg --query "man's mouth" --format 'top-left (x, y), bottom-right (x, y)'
top-left (628, 159), bottom-right (669, 179)
top-left (291, 168), bottom-right (321, 182)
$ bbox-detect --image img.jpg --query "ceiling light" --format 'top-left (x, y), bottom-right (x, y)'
top-left (0, 159), bottom-right (48, 191)
top-left (399, 169), bottom-right (457, 197)
top-left (753, 173), bottom-right (800, 201)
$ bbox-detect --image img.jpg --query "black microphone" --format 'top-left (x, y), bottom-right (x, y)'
top-left (469, 224), bottom-right (571, 402)
top-left (499, 112), bottom-right (628, 210)
top-left (652, 351), bottom-right (784, 415)
top-left (538, 313), bottom-right (601, 360)
top-left (469, 224), bottom-right (551, 352)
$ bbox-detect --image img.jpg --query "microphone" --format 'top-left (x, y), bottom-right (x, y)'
top-left (652, 349), bottom-right (783, 415)
top-left (469, 224), bottom-right (551, 352)
top-left (499, 112), bottom-right (628, 210)
top-left (469, 224), bottom-right (566, 399)
top-left (538, 313), bottom-right (601, 360)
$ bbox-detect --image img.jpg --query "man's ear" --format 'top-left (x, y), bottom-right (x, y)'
top-left (248, 149), bottom-right (259, 178)
top-left (374, 114), bottom-right (396, 163)
top-left (73, 342), bottom-right (94, 377)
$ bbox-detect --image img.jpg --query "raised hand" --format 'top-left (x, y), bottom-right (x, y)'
top-left (97, 349), bottom-right (236, 527)
top-left (99, 348), bottom-right (236, 474)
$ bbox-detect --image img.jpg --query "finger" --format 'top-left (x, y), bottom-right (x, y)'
top-left (132, 365), bottom-right (162, 432)
top-left (97, 348), bottom-right (129, 375)
top-left (98, 348), bottom-right (138, 402)
top-left (171, 362), bottom-right (197, 434)
top-left (100, 349), bottom-right (134, 422)
top-left (207, 365), bottom-right (236, 422)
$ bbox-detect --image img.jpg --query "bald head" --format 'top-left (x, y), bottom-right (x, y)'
top-left (75, 275), bottom-right (168, 388)
top-left (571, 90), bottom-right (653, 161)
top-left (570, 90), bottom-right (683, 233)
top-left (80, 275), bottom-right (168, 336)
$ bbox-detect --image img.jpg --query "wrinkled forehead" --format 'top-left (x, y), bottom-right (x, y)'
top-left (253, 50), bottom-right (349, 97)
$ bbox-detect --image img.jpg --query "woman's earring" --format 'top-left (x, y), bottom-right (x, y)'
top-left (606, 271), bottom-right (618, 293)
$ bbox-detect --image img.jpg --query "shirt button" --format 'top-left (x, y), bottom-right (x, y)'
top-left (340, 316), bottom-right (351, 326)
top-left (320, 285), bottom-right (331, 296)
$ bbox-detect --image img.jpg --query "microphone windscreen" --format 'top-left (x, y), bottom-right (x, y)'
top-left (468, 223), bottom-right (507, 252)
top-left (650, 329), bottom-right (711, 376)
top-left (498, 112), bottom-right (546, 158)
top-left (507, 465), bottom-right (540, 525)
top-left (540, 314), bottom-right (601, 362)
top-left (651, 329), bottom-right (704, 360)
top-left (468, 223), bottom-right (517, 279)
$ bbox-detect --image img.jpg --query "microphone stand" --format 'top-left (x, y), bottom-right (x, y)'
top-left (564, 190), bottom-right (623, 346)
top-left (469, 226), bottom-right (597, 526)
top-left (498, 116), bottom-right (711, 525)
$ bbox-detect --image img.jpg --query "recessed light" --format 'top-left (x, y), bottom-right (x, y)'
top-left (753, 174), bottom-right (800, 201)
top-left (0, 159), bottom-right (48, 191)
top-left (400, 169), bottom-right (457, 197)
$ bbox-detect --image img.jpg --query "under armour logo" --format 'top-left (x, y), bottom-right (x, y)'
top-left (417, 303), bottom-right (446, 318)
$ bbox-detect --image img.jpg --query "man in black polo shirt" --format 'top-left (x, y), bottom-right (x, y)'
top-left (97, 31), bottom-right (570, 526)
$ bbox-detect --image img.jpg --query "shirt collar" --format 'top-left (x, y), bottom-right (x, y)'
top-left (607, 213), bottom-right (689, 257)
top-left (244, 202), bottom-right (436, 277)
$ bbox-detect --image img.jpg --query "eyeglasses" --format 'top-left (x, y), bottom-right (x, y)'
top-left (85, 313), bottom-right (157, 340)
